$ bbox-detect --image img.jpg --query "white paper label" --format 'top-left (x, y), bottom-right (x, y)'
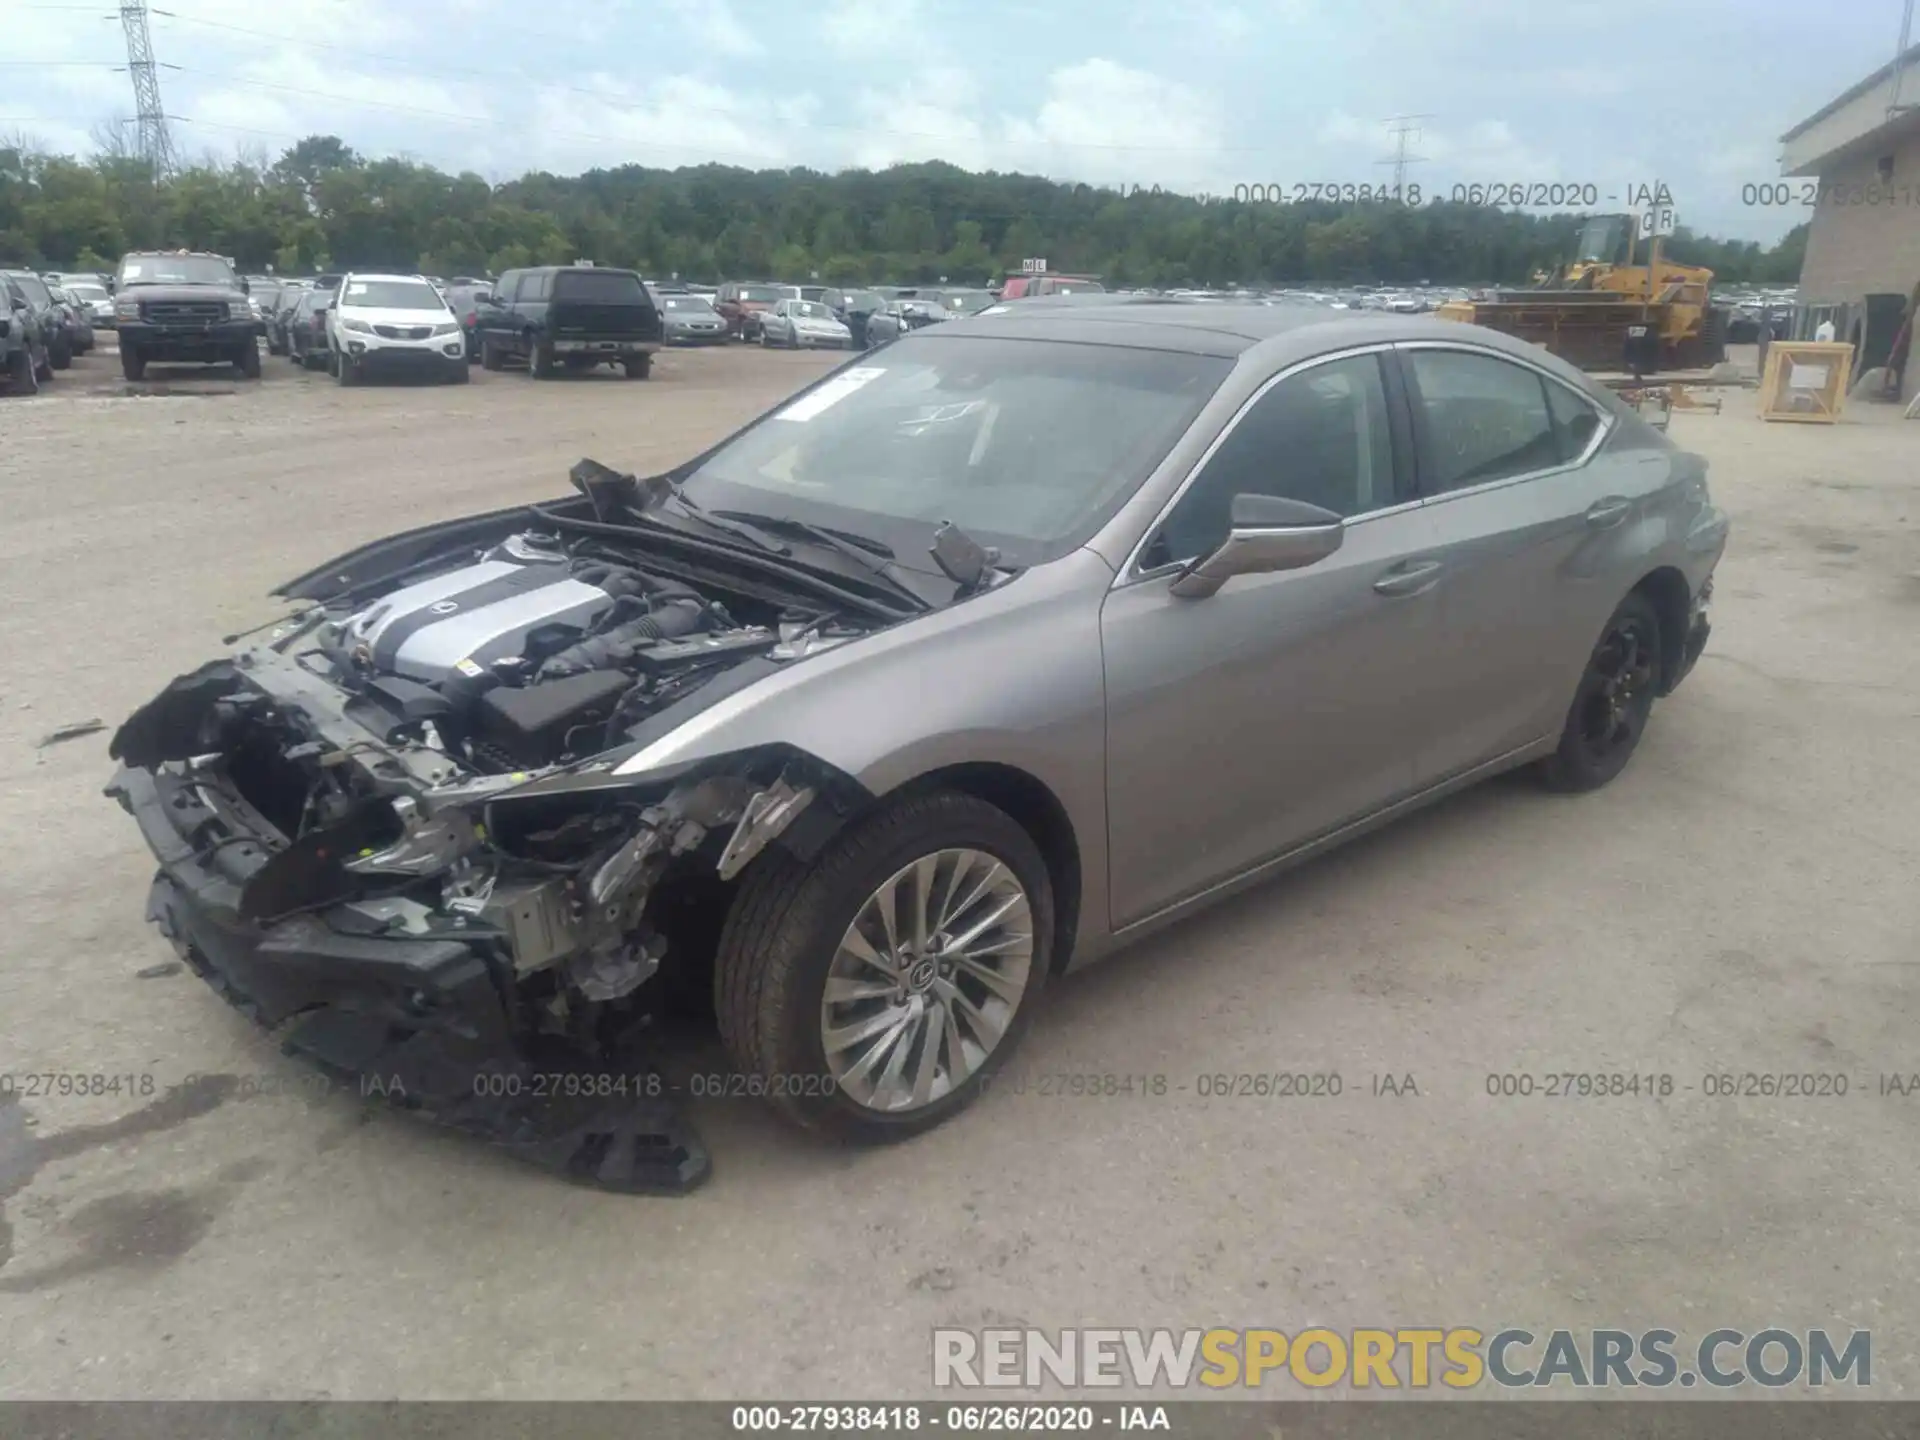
top-left (773, 366), bottom-right (887, 422)
top-left (347, 282), bottom-right (368, 296)
top-left (1789, 363), bottom-right (1829, 390)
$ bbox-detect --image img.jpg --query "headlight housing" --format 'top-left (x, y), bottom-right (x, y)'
top-left (115, 298), bottom-right (140, 320)
top-left (340, 317), bottom-right (374, 334)
top-left (430, 321), bottom-right (459, 336)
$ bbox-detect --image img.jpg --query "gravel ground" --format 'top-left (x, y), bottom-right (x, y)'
top-left (1, 338), bottom-right (1917, 1401)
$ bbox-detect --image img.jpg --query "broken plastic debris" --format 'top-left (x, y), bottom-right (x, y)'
top-left (36, 718), bottom-right (106, 748)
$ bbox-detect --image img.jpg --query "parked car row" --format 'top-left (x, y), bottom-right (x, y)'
top-left (1, 266), bottom-right (102, 393)
top-left (262, 265), bottom-right (664, 383)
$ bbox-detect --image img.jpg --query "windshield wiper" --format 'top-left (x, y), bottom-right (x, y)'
top-left (712, 510), bottom-right (933, 612)
top-left (576, 460), bottom-right (793, 556)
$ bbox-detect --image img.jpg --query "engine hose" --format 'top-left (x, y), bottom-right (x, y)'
top-left (535, 598), bottom-right (705, 679)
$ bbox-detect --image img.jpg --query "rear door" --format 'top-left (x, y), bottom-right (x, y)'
top-left (1394, 342), bottom-right (1638, 785)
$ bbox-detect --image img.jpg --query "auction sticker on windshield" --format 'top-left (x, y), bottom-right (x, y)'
top-left (774, 366), bottom-right (887, 423)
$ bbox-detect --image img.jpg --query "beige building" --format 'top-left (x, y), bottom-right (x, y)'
top-left (1779, 41), bottom-right (1920, 401)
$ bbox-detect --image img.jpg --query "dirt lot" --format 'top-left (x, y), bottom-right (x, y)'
top-left (2, 338), bottom-right (1918, 1400)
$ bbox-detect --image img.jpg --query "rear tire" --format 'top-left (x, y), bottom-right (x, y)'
top-left (267, 330), bottom-right (288, 357)
top-left (622, 353), bottom-right (651, 379)
top-left (1538, 591), bottom-right (1663, 792)
top-left (481, 337), bottom-right (503, 371)
top-left (9, 345), bottom-right (39, 394)
top-left (50, 339), bottom-right (72, 371)
top-left (119, 346), bottom-right (144, 381)
top-left (714, 790), bottom-right (1053, 1143)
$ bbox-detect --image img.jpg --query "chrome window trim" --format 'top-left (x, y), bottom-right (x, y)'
top-left (1392, 339), bottom-right (1616, 490)
top-left (1113, 342), bottom-right (1408, 587)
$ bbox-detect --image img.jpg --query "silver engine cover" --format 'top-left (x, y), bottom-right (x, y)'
top-left (338, 540), bottom-right (615, 683)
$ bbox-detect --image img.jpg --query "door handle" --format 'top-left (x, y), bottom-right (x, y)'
top-left (1585, 497), bottom-right (1632, 529)
top-left (1372, 559), bottom-right (1445, 597)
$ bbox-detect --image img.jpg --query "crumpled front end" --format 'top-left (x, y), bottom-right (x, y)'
top-left (105, 641), bottom-right (862, 1194)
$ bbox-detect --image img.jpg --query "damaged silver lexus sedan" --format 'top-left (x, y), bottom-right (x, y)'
top-left (107, 304), bottom-right (1727, 1191)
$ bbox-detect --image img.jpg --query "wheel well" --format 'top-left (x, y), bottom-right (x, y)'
top-left (897, 763), bottom-right (1083, 975)
top-left (1632, 566), bottom-right (1690, 693)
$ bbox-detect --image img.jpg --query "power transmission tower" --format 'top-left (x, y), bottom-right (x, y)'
top-left (1377, 114), bottom-right (1432, 201)
top-left (119, 1), bottom-right (178, 178)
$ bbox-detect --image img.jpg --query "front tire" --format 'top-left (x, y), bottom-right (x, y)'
top-left (527, 335), bottom-right (553, 378)
top-left (481, 337), bottom-right (503, 371)
top-left (50, 339), bottom-right (72, 371)
top-left (119, 346), bottom-right (144, 381)
top-left (334, 350), bottom-right (356, 386)
top-left (715, 790), bottom-right (1052, 1143)
top-left (235, 342), bottom-right (262, 379)
top-left (1539, 591), bottom-right (1662, 792)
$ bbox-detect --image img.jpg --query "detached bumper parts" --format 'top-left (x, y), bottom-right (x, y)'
top-left (108, 761), bottom-right (710, 1194)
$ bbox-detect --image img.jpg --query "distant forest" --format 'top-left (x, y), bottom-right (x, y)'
top-left (0, 134), bottom-right (1809, 287)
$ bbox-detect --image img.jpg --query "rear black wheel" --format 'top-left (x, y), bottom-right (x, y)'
top-left (622, 353), bottom-right (651, 379)
top-left (1539, 592), bottom-right (1662, 792)
top-left (8, 344), bottom-right (39, 394)
top-left (50, 338), bottom-right (72, 371)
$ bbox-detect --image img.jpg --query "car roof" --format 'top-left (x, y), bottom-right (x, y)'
top-left (343, 272), bottom-right (435, 283)
top-left (922, 300), bottom-right (1587, 367)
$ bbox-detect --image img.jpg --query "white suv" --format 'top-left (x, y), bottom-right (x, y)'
top-left (326, 273), bottom-right (468, 385)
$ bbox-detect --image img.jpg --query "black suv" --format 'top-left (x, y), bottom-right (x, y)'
top-left (473, 266), bottom-right (663, 378)
top-left (114, 251), bottom-right (263, 380)
top-left (1, 270), bottom-right (57, 393)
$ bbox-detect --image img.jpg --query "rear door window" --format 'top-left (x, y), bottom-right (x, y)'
top-left (1544, 380), bottom-right (1604, 464)
top-left (1406, 349), bottom-right (1564, 494)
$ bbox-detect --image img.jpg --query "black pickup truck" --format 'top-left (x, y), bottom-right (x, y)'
top-left (113, 251), bottom-right (263, 380)
top-left (473, 266), bottom-right (663, 378)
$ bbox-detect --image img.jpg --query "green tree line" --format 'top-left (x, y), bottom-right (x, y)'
top-left (0, 134), bottom-right (1807, 288)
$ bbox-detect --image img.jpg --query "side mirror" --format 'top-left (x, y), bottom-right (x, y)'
top-left (1168, 493), bottom-right (1345, 600)
top-left (238, 277), bottom-right (250, 295)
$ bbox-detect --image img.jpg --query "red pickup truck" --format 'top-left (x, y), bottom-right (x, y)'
top-left (997, 274), bottom-right (1106, 300)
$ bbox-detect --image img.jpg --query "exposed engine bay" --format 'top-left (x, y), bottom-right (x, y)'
top-left (105, 466), bottom-right (902, 1191)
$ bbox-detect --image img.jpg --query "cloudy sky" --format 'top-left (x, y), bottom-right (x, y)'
top-left (6, 0), bottom-right (1912, 241)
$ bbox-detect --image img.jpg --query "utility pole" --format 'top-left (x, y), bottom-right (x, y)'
top-left (1890, 0), bottom-right (1916, 118)
top-left (1377, 114), bottom-right (1432, 201)
top-left (119, 1), bottom-right (178, 178)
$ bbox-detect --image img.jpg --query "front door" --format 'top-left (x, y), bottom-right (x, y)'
top-left (1100, 350), bottom-right (1447, 929)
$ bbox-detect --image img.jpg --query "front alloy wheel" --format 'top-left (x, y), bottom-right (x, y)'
top-left (715, 790), bottom-right (1052, 1141)
top-left (821, 848), bottom-right (1034, 1112)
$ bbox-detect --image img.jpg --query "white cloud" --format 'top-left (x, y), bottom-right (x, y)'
top-left (847, 67), bottom-right (987, 170)
top-left (662, 0), bottom-right (764, 59)
top-left (524, 74), bottom-right (816, 174)
top-left (822, 0), bottom-right (926, 58)
top-left (998, 59), bottom-right (1227, 189)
